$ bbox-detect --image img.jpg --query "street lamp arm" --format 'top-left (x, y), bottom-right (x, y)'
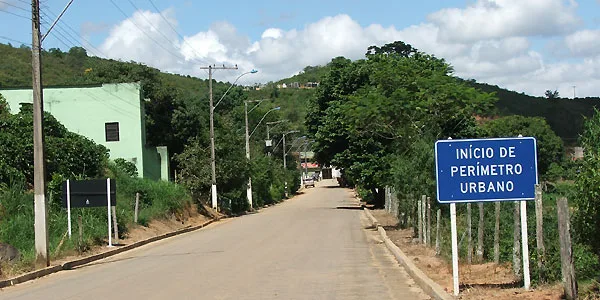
top-left (214, 69), bottom-right (258, 110)
top-left (249, 107), bottom-right (280, 138)
top-left (247, 99), bottom-right (272, 114)
top-left (273, 130), bottom-right (298, 150)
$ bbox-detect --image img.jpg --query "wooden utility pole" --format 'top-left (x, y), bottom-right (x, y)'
top-left (31, 0), bottom-right (49, 268)
top-left (477, 202), bottom-right (484, 262)
top-left (535, 184), bottom-right (546, 283)
top-left (494, 201), bottom-right (500, 264)
top-left (557, 197), bottom-right (577, 300)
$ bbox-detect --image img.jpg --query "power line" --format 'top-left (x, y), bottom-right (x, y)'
top-left (0, 7), bottom-right (30, 20)
top-left (0, 0), bottom-right (28, 13)
top-left (43, 10), bottom-right (106, 57)
top-left (0, 35), bottom-right (30, 46)
top-left (108, 0), bottom-right (187, 63)
top-left (146, 0), bottom-right (210, 73)
top-left (126, 0), bottom-right (175, 48)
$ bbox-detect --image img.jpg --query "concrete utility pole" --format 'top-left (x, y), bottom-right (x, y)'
top-left (281, 131), bottom-right (298, 197)
top-left (31, 0), bottom-right (49, 268)
top-left (244, 101), bottom-right (279, 209)
top-left (199, 65), bottom-right (238, 210)
top-left (266, 120), bottom-right (287, 157)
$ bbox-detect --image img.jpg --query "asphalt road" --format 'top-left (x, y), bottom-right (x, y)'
top-left (0, 179), bottom-right (428, 300)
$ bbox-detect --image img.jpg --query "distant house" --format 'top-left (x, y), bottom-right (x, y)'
top-left (289, 82), bottom-right (300, 89)
top-left (0, 83), bottom-right (170, 181)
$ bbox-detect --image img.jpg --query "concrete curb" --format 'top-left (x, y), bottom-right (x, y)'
top-left (363, 208), bottom-right (453, 300)
top-left (0, 218), bottom-right (217, 289)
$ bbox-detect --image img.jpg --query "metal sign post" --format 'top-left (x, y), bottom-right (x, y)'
top-left (450, 202), bottom-right (459, 296)
top-left (435, 137), bottom-right (538, 295)
top-left (62, 178), bottom-right (117, 247)
top-left (66, 179), bottom-right (71, 239)
top-left (107, 178), bottom-right (113, 247)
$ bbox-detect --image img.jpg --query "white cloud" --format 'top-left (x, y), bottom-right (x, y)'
top-left (98, 6), bottom-right (599, 97)
top-left (428, 0), bottom-right (581, 42)
top-left (100, 9), bottom-right (183, 72)
top-left (565, 29), bottom-right (600, 57)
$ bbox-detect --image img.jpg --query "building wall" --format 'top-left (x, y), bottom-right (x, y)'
top-left (0, 83), bottom-right (168, 180)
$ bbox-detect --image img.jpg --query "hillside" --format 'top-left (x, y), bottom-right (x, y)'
top-left (1, 43), bottom-right (598, 146)
top-left (271, 63), bottom-right (599, 145)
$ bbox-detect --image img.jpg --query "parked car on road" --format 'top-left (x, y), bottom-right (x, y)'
top-left (303, 177), bottom-right (315, 188)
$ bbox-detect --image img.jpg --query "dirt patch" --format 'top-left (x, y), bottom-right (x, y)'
top-left (370, 209), bottom-right (564, 300)
top-left (0, 203), bottom-right (213, 280)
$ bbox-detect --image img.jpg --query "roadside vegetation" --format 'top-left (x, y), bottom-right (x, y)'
top-left (307, 41), bottom-right (600, 294)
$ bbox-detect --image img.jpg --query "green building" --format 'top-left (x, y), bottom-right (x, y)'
top-left (0, 82), bottom-right (169, 181)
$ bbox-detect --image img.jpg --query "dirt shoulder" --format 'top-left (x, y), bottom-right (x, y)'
top-left (371, 209), bottom-right (563, 300)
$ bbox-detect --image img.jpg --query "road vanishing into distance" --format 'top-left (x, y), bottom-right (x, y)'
top-left (1, 180), bottom-right (428, 300)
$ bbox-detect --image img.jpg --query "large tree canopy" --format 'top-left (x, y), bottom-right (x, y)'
top-left (307, 41), bottom-right (496, 207)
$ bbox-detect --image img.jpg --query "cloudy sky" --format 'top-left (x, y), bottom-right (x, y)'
top-left (1, 0), bottom-right (599, 97)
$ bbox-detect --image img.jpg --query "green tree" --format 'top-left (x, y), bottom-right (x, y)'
top-left (481, 115), bottom-right (564, 177)
top-left (573, 108), bottom-right (600, 255)
top-left (307, 41), bottom-right (495, 207)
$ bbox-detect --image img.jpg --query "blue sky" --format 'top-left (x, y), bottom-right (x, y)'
top-left (1, 0), bottom-right (600, 97)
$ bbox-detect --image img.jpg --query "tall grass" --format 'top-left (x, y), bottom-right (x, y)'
top-left (0, 164), bottom-right (192, 274)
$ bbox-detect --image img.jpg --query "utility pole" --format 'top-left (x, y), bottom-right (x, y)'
top-left (244, 101), bottom-right (253, 210)
top-left (199, 64), bottom-right (238, 211)
top-left (266, 120), bottom-right (287, 157)
top-left (283, 133), bottom-right (287, 197)
top-left (303, 141), bottom-right (308, 178)
top-left (573, 86), bottom-right (576, 99)
top-left (31, 0), bottom-right (49, 268)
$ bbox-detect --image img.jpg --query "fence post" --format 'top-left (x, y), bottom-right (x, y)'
top-left (418, 195), bottom-right (423, 243)
top-left (427, 196), bottom-right (432, 246)
top-left (494, 201), bottom-right (500, 264)
top-left (422, 195), bottom-right (427, 244)
top-left (435, 209), bottom-right (441, 256)
top-left (513, 201), bottom-right (522, 277)
top-left (467, 203), bottom-right (473, 264)
top-left (557, 197), bottom-right (577, 300)
top-left (134, 192), bottom-right (140, 224)
top-left (477, 202), bottom-right (484, 262)
top-left (535, 184), bottom-right (546, 283)
top-left (111, 206), bottom-right (119, 244)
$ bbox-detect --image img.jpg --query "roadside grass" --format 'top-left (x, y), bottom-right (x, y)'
top-left (0, 164), bottom-right (193, 277)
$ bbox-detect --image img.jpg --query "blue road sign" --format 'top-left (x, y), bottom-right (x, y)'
top-left (435, 137), bottom-right (538, 203)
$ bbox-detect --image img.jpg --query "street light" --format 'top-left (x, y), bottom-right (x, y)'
top-left (245, 105), bottom-right (281, 209)
top-left (266, 120), bottom-right (288, 156)
top-left (214, 69), bottom-right (258, 110)
top-left (205, 67), bottom-right (257, 211)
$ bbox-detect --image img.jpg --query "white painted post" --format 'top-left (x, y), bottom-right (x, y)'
top-left (521, 200), bottom-right (531, 290)
top-left (67, 179), bottom-right (71, 239)
top-left (107, 178), bottom-right (113, 247)
top-left (450, 202), bottom-right (459, 296)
